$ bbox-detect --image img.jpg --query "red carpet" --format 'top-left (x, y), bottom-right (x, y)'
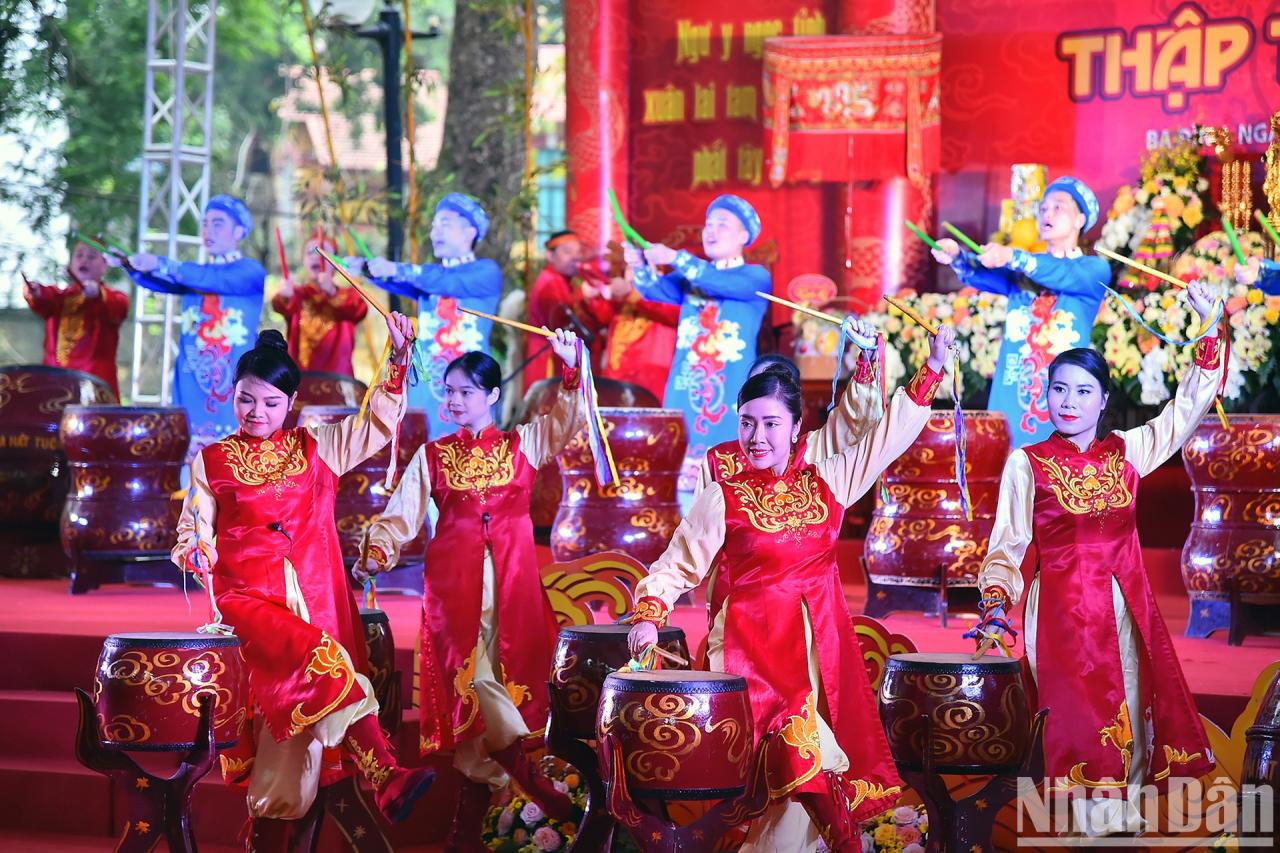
top-left (2, 538), bottom-right (1275, 849)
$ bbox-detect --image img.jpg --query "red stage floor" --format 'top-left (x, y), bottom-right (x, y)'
top-left (3, 545), bottom-right (1276, 850)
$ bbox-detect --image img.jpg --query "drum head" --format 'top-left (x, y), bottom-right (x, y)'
top-left (557, 624), bottom-right (684, 642)
top-left (104, 631), bottom-right (239, 648)
top-left (887, 652), bottom-right (1021, 672)
top-left (604, 669), bottom-right (746, 693)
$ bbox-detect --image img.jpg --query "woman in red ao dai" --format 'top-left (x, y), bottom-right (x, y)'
top-left (629, 324), bottom-right (956, 852)
top-left (973, 279), bottom-right (1224, 836)
top-left (359, 328), bottom-right (586, 851)
top-left (173, 311), bottom-right (436, 826)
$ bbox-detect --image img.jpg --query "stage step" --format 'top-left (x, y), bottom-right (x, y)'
top-left (0, 689), bottom-right (78, 758)
top-left (0, 756), bottom-right (114, 837)
top-left (0, 828), bottom-right (243, 853)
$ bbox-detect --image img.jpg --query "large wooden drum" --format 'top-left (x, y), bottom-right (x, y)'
top-left (552, 407), bottom-right (687, 564)
top-left (551, 624), bottom-right (690, 740)
top-left (1244, 671), bottom-right (1280, 789)
top-left (94, 632), bottom-right (246, 750)
top-left (1181, 415), bottom-right (1280, 636)
top-left (360, 607), bottom-right (401, 733)
top-left (296, 406), bottom-right (429, 566)
top-left (59, 406), bottom-right (189, 558)
top-left (598, 670), bottom-right (752, 800)
top-left (0, 365), bottom-right (115, 577)
top-left (878, 652), bottom-right (1030, 773)
top-left (864, 411), bottom-right (1010, 588)
top-left (524, 378), bottom-right (661, 529)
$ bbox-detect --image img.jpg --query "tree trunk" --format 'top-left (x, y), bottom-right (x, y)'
top-left (435, 0), bottom-right (530, 274)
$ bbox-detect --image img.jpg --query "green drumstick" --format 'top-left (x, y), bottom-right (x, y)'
top-left (1221, 218), bottom-right (1247, 266)
top-left (608, 188), bottom-right (650, 249)
top-left (346, 225), bottom-right (376, 261)
top-left (905, 220), bottom-right (942, 252)
top-left (942, 221), bottom-right (984, 254)
top-left (1255, 209), bottom-right (1280, 249)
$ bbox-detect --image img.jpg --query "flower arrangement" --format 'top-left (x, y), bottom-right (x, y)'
top-left (1095, 229), bottom-right (1280, 409)
top-left (1095, 133), bottom-right (1212, 285)
top-left (840, 804), bottom-right (928, 853)
top-left (483, 757), bottom-right (596, 853)
top-left (845, 236), bottom-right (1280, 411)
top-left (858, 287), bottom-right (1007, 406)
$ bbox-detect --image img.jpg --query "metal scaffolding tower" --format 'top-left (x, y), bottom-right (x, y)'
top-left (129, 0), bottom-right (216, 404)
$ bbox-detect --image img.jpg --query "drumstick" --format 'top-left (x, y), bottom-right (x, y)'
top-left (757, 290), bottom-right (841, 325)
top-left (459, 306), bottom-right (555, 338)
top-left (313, 247), bottom-right (392, 318)
top-left (942, 221), bottom-right (983, 254)
top-left (972, 636), bottom-right (996, 660)
top-left (1095, 246), bottom-right (1187, 289)
top-left (652, 645), bottom-right (688, 667)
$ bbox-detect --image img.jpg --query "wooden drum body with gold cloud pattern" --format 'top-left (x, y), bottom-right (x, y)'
top-left (864, 411), bottom-right (1009, 588)
top-left (598, 670), bottom-right (752, 800)
top-left (296, 406), bottom-right (429, 566)
top-left (360, 607), bottom-right (401, 732)
top-left (59, 406), bottom-right (189, 560)
top-left (1181, 415), bottom-right (1280, 637)
top-left (284, 371), bottom-right (367, 429)
top-left (551, 624), bottom-right (689, 740)
top-left (94, 632), bottom-right (246, 750)
top-left (878, 652), bottom-right (1030, 774)
top-left (552, 407), bottom-right (687, 564)
top-left (0, 365), bottom-right (115, 577)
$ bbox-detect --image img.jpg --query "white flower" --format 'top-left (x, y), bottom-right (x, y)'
top-left (861, 833), bottom-right (876, 853)
top-left (1223, 361), bottom-right (1246, 400)
top-left (1137, 347), bottom-right (1171, 405)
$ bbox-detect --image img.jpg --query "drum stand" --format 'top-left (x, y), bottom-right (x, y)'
top-left (546, 685), bottom-right (615, 852)
top-left (902, 709), bottom-right (1047, 853)
top-left (597, 733), bottom-right (772, 853)
top-left (73, 688), bottom-right (217, 853)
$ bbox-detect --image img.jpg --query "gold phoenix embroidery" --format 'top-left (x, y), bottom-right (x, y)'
top-left (1029, 449), bottom-right (1133, 515)
top-left (452, 651), bottom-right (480, 737)
top-left (499, 663), bottom-right (533, 708)
top-left (297, 297), bottom-right (334, 368)
top-left (710, 447), bottom-right (744, 481)
top-left (438, 439), bottom-right (516, 493)
top-left (772, 690), bottom-right (822, 797)
top-left (220, 431), bottom-right (308, 497)
top-left (289, 633), bottom-right (357, 735)
top-left (1056, 700), bottom-right (1137, 791)
top-left (725, 469), bottom-right (830, 535)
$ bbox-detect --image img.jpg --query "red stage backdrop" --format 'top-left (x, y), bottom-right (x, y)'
top-left (937, 0), bottom-right (1280, 246)
top-left (566, 0), bottom-right (1280, 299)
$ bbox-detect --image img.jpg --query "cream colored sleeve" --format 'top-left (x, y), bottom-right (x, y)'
top-left (364, 445), bottom-right (432, 567)
top-left (633, 483), bottom-right (728, 610)
top-left (802, 374), bottom-right (881, 464)
top-left (309, 385), bottom-right (406, 476)
top-left (516, 380), bottom-right (587, 469)
top-left (813, 383), bottom-right (932, 507)
top-left (691, 454), bottom-right (713, 501)
top-left (977, 449), bottom-right (1034, 605)
top-left (1119, 351), bottom-right (1223, 478)
top-left (172, 452), bottom-right (216, 570)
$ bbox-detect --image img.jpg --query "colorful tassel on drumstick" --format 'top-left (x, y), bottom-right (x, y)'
top-left (360, 532), bottom-right (378, 609)
top-left (460, 309), bottom-right (620, 486)
top-left (190, 494), bottom-right (233, 636)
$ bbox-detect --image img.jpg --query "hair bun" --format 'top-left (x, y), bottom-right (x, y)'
top-left (256, 329), bottom-right (288, 352)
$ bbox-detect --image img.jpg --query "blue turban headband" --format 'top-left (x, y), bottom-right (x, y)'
top-left (437, 193), bottom-right (490, 242)
top-left (707, 194), bottom-right (761, 246)
top-left (1043, 177), bottom-right (1098, 233)
top-left (205, 195), bottom-right (253, 233)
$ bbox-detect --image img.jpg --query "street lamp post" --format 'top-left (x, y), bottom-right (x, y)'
top-left (354, 4), bottom-right (437, 266)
